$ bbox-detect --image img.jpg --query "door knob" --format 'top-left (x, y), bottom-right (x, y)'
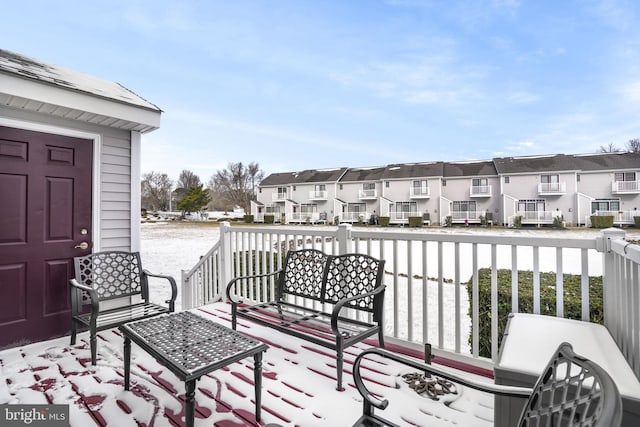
top-left (75, 242), bottom-right (89, 250)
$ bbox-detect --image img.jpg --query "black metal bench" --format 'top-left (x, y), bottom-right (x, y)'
top-left (226, 248), bottom-right (386, 390)
top-left (69, 251), bottom-right (177, 365)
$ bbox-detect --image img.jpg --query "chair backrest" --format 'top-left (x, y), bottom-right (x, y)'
top-left (278, 249), bottom-right (328, 301)
top-left (74, 251), bottom-right (146, 301)
top-left (519, 342), bottom-right (622, 427)
top-left (322, 253), bottom-right (385, 312)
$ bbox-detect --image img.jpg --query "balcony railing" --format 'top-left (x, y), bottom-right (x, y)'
top-left (359, 189), bottom-right (377, 199)
top-left (538, 182), bottom-right (566, 195)
top-left (183, 224), bottom-right (640, 379)
top-left (308, 190), bottom-right (327, 200)
top-left (592, 210), bottom-right (637, 224)
top-left (612, 180), bottom-right (640, 194)
top-left (272, 192), bottom-right (288, 201)
top-left (288, 212), bottom-right (321, 223)
top-left (450, 210), bottom-right (483, 223)
top-left (515, 210), bottom-right (561, 224)
top-left (389, 211), bottom-right (421, 221)
top-left (339, 212), bottom-right (367, 223)
top-left (470, 185), bottom-right (491, 197)
top-left (409, 187), bottom-right (430, 198)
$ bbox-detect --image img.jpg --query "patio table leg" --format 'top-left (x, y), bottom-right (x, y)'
top-left (123, 336), bottom-right (131, 391)
top-left (185, 379), bottom-right (196, 427)
top-left (254, 351), bottom-right (263, 421)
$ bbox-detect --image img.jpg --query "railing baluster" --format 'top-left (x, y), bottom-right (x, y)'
top-left (422, 240), bottom-right (429, 346)
top-left (438, 241), bottom-right (444, 349)
top-left (454, 241), bottom-right (460, 353)
top-left (472, 243), bottom-right (479, 358)
top-left (511, 245), bottom-right (518, 313)
top-left (407, 240), bottom-right (413, 342)
top-left (491, 244), bottom-right (498, 361)
top-left (533, 246), bottom-right (540, 314)
top-left (556, 247), bottom-right (563, 318)
top-left (581, 248), bottom-right (589, 321)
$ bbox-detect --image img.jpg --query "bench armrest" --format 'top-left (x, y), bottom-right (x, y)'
top-left (143, 269), bottom-right (178, 309)
top-left (225, 270), bottom-right (282, 304)
top-left (353, 348), bottom-right (532, 413)
top-left (330, 285), bottom-right (386, 334)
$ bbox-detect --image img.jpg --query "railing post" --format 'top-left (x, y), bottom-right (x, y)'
top-left (598, 227), bottom-right (626, 331)
top-left (219, 222), bottom-right (233, 301)
top-left (181, 269), bottom-right (192, 310)
top-left (337, 223), bottom-right (352, 255)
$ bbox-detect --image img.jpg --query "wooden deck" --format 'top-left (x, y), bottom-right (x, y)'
top-left (0, 302), bottom-right (495, 426)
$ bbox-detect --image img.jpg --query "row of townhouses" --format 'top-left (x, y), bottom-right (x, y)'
top-left (250, 152), bottom-right (640, 227)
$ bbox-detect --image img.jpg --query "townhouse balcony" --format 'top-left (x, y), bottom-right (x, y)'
top-left (308, 190), bottom-right (328, 200)
top-left (470, 185), bottom-right (491, 197)
top-left (537, 182), bottom-right (566, 195)
top-left (339, 211), bottom-right (367, 223)
top-left (358, 189), bottom-right (377, 199)
top-left (612, 180), bottom-right (640, 194)
top-left (515, 210), bottom-right (562, 225)
top-left (409, 186), bottom-right (430, 198)
top-left (288, 211), bottom-right (322, 223)
top-left (450, 210), bottom-right (484, 223)
top-left (271, 192), bottom-right (288, 202)
top-left (592, 210), bottom-right (638, 225)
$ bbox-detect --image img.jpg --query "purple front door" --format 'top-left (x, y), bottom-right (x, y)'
top-left (0, 125), bottom-right (93, 348)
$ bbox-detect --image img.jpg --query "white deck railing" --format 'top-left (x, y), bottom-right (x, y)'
top-left (182, 223), bottom-right (640, 378)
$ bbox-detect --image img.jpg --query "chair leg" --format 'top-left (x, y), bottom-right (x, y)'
top-left (378, 328), bottom-right (385, 348)
top-left (336, 350), bottom-right (343, 391)
top-left (70, 320), bottom-right (77, 345)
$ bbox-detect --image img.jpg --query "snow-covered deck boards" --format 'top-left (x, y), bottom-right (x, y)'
top-left (0, 302), bottom-right (495, 426)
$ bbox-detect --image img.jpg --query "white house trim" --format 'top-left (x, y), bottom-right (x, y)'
top-left (130, 131), bottom-right (142, 252)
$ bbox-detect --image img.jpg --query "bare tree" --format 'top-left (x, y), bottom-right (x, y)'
top-left (209, 162), bottom-right (265, 212)
top-left (141, 172), bottom-right (173, 211)
top-left (599, 143), bottom-right (621, 153)
top-left (175, 169), bottom-right (201, 204)
top-left (627, 138), bottom-right (640, 153)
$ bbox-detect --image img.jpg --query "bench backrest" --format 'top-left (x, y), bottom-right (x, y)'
top-left (278, 249), bottom-right (385, 314)
top-left (74, 251), bottom-right (148, 302)
top-left (323, 253), bottom-right (384, 313)
top-left (278, 249), bottom-right (328, 301)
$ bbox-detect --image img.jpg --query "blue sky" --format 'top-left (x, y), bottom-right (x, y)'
top-left (3, 1), bottom-right (640, 182)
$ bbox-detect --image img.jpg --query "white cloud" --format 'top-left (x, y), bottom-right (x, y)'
top-left (506, 91), bottom-right (540, 104)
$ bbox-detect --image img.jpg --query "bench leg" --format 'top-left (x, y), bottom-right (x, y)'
top-left (336, 349), bottom-right (344, 391)
top-left (90, 327), bottom-right (97, 365)
top-left (378, 328), bottom-right (385, 348)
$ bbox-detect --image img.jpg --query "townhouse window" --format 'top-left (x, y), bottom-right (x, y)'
top-left (363, 182), bottom-right (375, 190)
top-left (472, 178), bottom-right (488, 187)
top-left (577, 174), bottom-right (580, 182)
top-left (300, 203), bottom-right (318, 214)
top-left (259, 188), bottom-right (262, 193)
top-left (505, 176), bottom-right (510, 184)
top-left (452, 201), bottom-right (476, 213)
top-left (315, 184), bottom-right (326, 192)
top-left (293, 186), bottom-right (296, 191)
top-left (339, 184), bottom-right (343, 190)
top-left (277, 187), bottom-right (287, 198)
top-left (518, 199), bottom-right (545, 212)
top-left (442, 180), bottom-right (446, 186)
top-left (386, 181), bottom-right (390, 188)
top-left (591, 199), bottom-right (620, 213)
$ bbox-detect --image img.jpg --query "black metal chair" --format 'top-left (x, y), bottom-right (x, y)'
top-left (353, 342), bottom-right (622, 427)
top-left (70, 251), bottom-right (177, 364)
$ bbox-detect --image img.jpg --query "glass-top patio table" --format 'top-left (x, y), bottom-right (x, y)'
top-left (119, 311), bottom-right (269, 427)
